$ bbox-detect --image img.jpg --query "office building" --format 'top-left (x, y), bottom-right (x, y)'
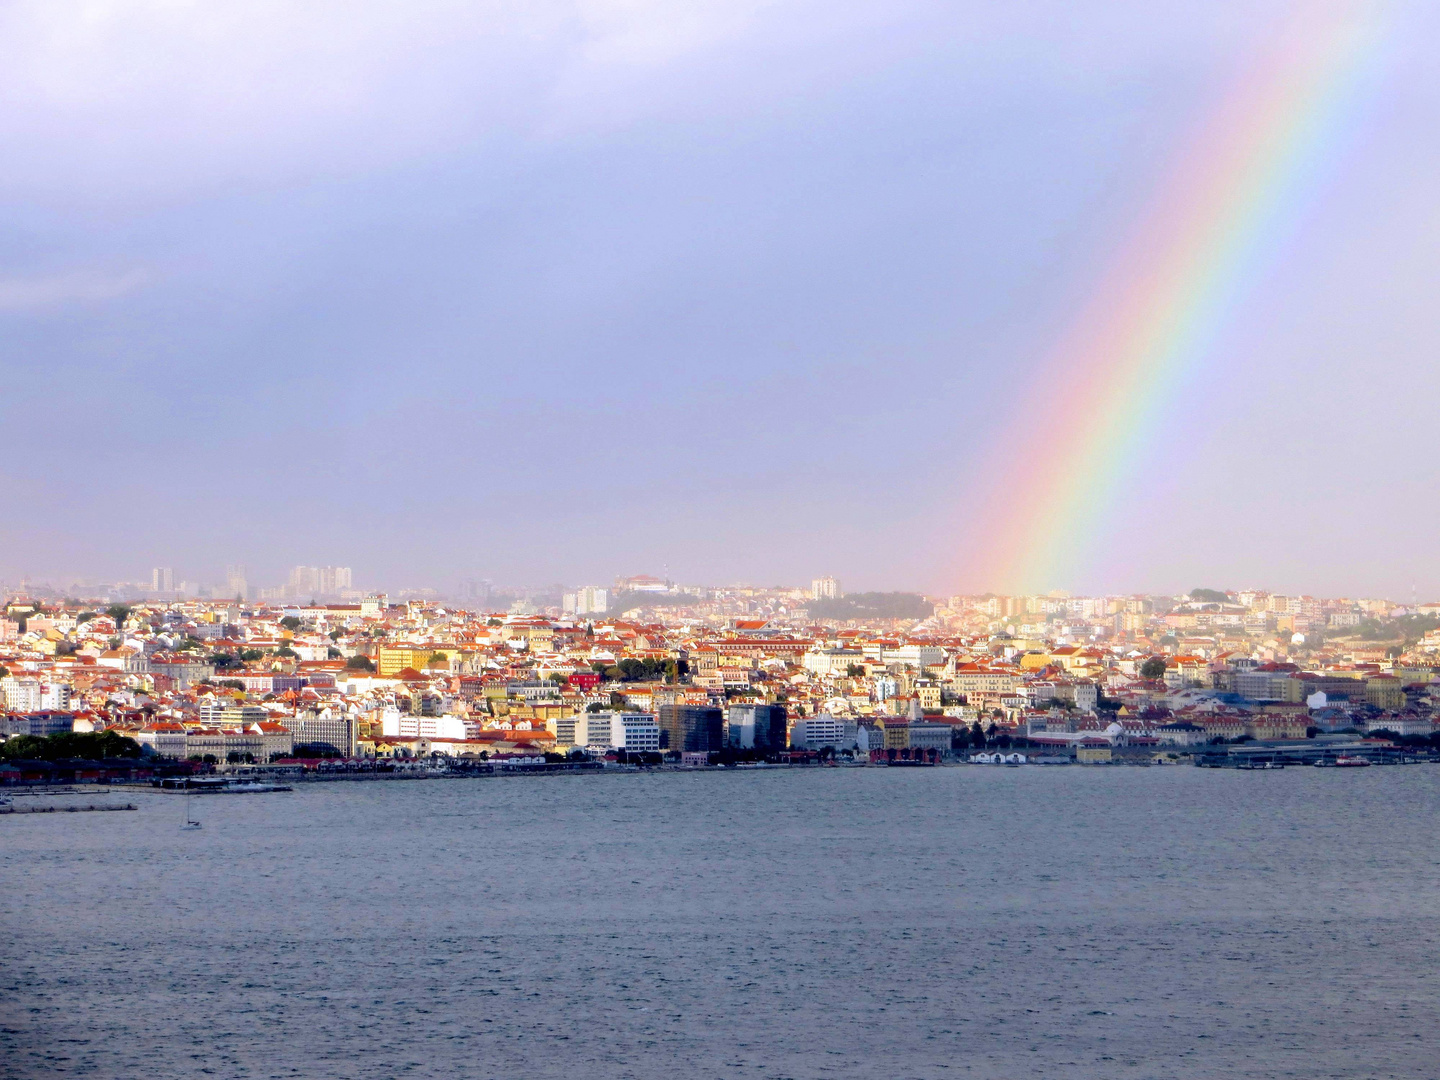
top-left (657, 704), bottom-right (724, 753)
top-left (726, 704), bottom-right (788, 751)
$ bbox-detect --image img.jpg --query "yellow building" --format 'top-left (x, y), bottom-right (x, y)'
top-left (1366, 676), bottom-right (1405, 710)
top-left (883, 718), bottom-right (910, 750)
top-left (376, 644), bottom-right (466, 677)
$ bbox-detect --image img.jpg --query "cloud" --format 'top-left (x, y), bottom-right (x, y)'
top-left (0, 268), bottom-right (150, 311)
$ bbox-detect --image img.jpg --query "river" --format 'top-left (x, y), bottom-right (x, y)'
top-left (3, 765), bottom-right (1438, 1078)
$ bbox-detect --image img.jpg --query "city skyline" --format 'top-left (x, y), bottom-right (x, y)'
top-left (6, 5), bottom-right (1436, 1077)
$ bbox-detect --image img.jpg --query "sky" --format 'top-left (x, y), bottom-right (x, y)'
top-left (1, 0), bottom-right (1437, 599)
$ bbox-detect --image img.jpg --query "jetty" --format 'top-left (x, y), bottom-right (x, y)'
top-left (0, 803), bottom-right (137, 814)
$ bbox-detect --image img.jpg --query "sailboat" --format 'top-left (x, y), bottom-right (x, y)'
top-left (180, 781), bottom-right (202, 829)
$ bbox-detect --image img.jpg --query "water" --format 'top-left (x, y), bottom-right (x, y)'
top-left (3, 766), bottom-right (1439, 1079)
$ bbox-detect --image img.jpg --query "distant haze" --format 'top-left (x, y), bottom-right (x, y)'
top-left (1, 1), bottom-right (1435, 598)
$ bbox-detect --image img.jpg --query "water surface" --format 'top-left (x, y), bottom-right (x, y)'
top-left (3, 766), bottom-right (1437, 1078)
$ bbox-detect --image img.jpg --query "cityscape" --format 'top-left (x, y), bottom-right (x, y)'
top-left (5, 1), bottom-right (1437, 1077)
top-left (5, 572), bottom-right (1438, 779)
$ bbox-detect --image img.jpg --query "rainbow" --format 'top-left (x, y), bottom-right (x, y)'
top-left (967, 4), bottom-right (1392, 595)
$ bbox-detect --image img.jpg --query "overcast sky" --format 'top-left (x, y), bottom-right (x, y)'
top-left (1, 0), bottom-right (1435, 598)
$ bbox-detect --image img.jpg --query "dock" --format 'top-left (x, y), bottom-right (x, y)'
top-left (0, 803), bottom-right (137, 814)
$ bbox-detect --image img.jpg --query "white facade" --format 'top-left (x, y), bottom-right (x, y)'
top-left (380, 711), bottom-right (466, 740)
top-left (802, 649), bottom-right (864, 677)
top-left (811, 576), bottom-right (840, 601)
top-left (612, 713), bottom-right (660, 752)
top-left (40, 682), bottom-right (71, 710)
top-left (1366, 715), bottom-right (1434, 737)
top-left (1, 676), bottom-right (41, 712)
top-left (575, 712), bottom-right (659, 752)
top-left (790, 714), bottom-right (847, 750)
top-left (577, 586), bottom-right (608, 615)
top-left (876, 645), bottom-right (944, 669)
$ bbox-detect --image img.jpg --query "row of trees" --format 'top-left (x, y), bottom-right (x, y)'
top-left (591, 657), bottom-right (686, 683)
top-left (0, 731), bottom-right (142, 762)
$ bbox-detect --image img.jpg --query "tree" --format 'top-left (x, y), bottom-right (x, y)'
top-left (279, 616), bottom-right (302, 632)
top-left (846, 664), bottom-right (867, 678)
top-left (106, 605), bottom-right (131, 625)
top-left (1189, 589), bottom-right (1229, 604)
top-left (276, 645), bottom-right (298, 658)
top-left (1140, 657), bottom-right (1167, 680)
top-left (0, 731), bottom-right (142, 763)
top-left (970, 721), bottom-right (986, 749)
top-left (345, 655), bottom-right (375, 671)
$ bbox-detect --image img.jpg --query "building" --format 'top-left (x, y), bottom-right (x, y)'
top-left (789, 713), bottom-right (849, 750)
top-left (811, 576), bottom-right (840, 601)
top-left (224, 564), bottom-right (249, 600)
top-left (0, 710), bottom-right (75, 737)
top-left (802, 648), bottom-right (864, 677)
top-left (199, 702), bottom-right (270, 726)
top-left (281, 713), bottom-right (357, 757)
top-left (380, 711), bottom-right (466, 741)
top-left (573, 712), bottom-right (611, 749)
top-left (726, 704), bottom-right (788, 751)
top-left (1366, 676), bottom-right (1405, 710)
top-left (565, 586), bottom-right (608, 615)
top-left (146, 656), bottom-right (215, 690)
top-left (2, 676), bottom-right (42, 712)
top-left (185, 727), bottom-right (264, 761)
top-left (151, 567), bottom-right (174, 592)
top-left (129, 722), bottom-right (189, 758)
top-left (286, 565), bottom-right (352, 599)
top-left (657, 704), bottom-right (724, 753)
top-left (615, 574), bottom-right (669, 593)
top-left (906, 721), bottom-right (953, 752)
top-left (1155, 721), bottom-right (1207, 746)
top-left (550, 714), bottom-right (579, 748)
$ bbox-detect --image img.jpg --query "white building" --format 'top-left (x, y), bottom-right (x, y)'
top-left (790, 714), bottom-right (849, 750)
top-left (576, 586), bottom-right (609, 615)
top-left (185, 728), bottom-right (265, 761)
top-left (811, 576), bottom-right (840, 601)
top-left (40, 683), bottom-right (71, 710)
top-left (875, 644), bottom-right (944, 669)
top-left (225, 564), bottom-right (249, 600)
top-left (1, 676), bottom-right (41, 712)
top-left (575, 712), bottom-right (660, 753)
top-left (802, 648), bottom-right (864, 677)
top-left (380, 711), bottom-right (466, 741)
